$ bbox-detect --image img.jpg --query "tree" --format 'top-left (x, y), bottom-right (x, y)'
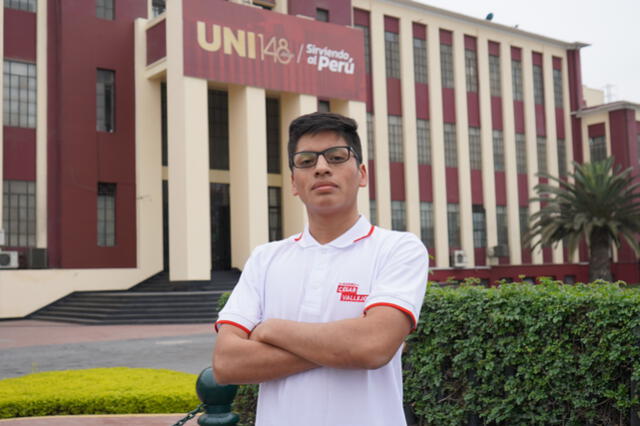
top-left (526, 157), bottom-right (640, 282)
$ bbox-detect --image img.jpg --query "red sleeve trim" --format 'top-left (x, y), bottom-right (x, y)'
top-left (353, 225), bottom-right (375, 243)
top-left (214, 320), bottom-right (251, 335)
top-left (364, 302), bottom-right (417, 330)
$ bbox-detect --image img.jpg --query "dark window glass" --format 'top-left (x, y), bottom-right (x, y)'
top-left (417, 119), bottom-right (431, 165)
top-left (553, 68), bottom-right (563, 108)
top-left (316, 8), bottom-right (329, 22)
top-left (5, 0), bottom-right (36, 12)
top-left (493, 130), bottom-right (505, 171)
top-left (366, 113), bottom-right (375, 161)
top-left (537, 137), bottom-right (547, 174)
top-left (557, 138), bottom-right (567, 177)
top-left (489, 54), bottom-right (501, 97)
top-left (388, 115), bottom-right (403, 162)
top-left (519, 206), bottom-right (529, 245)
top-left (511, 59), bottom-right (523, 101)
top-left (469, 127), bottom-right (482, 170)
top-left (97, 183), bottom-right (116, 247)
top-left (96, 0), bottom-right (114, 20)
top-left (3, 60), bottom-right (37, 128)
top-left (496, 205), bottom-right (509, 249)
top-left (533, 64), bottom-right (544, 105)
top-left (96, 69), bottom-right (115, 132)
top-left (420, 202), bottom-right (434, 249)
top-left (440, 43), bottom-right (454, 88)
top-left (391, 201), bottom-right (406, 231)
top-left (385, 31), bottom-right (401, 79)
top-left (152, 0), bottom-right (165, 17)
top-left (444, 123), bottom-right (457, 167)
top-left (447, 203), bottom-right (460, 248)
top-left (161, 83), bottom-right (167, 166)
top-left (209, 90), bottom-right (229, 170)
top-left (268, 187), bottom-right (282, 241)
top-left (266, 98), bottom-right (281, 174)
top-left (369, 200), bottom-right (377, 226)
top-left (472, 205), bottom-right (486, 248)
top-left (2, 180), bottom-right (36, 247)
top-left (516, 133), bottom-right (527, 174)
top-left (589, 136), bottom-right (607, 162)
top-left (317, 100), bottom-right (330, 112)
top-left (464, 49), bottom-right (478, 92)
top-left (413, 37), bottom-right (428, 84)
top-left (355, 25), bottom-right (372, 73)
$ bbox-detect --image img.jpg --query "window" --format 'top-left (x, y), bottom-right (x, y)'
top-left (3, 60), bottom-right (36, 128)
top-left (496, 205), bottom-right (508, 249)
top-left (589, 136), bottom-right (607, 162)
top-left (464, 49), bottom-right (478, 92)
top-left (493, 130), bottom-right (505, 171)
top-left (417, 119), bottom-right (431, 165)
top-left (537, 137), bottom-right (547, 174)
top-left (469, 127), bottom-right (482, 170)
top-left (317, 100), bottom-right (330, 112)
top-left (553, 68), bottom-right (563, 108)
top-left (444, 123), bottom-right (457, 167)
top-left (96, 69), bottom-right (115, 132)
top-left (161, 83), bottom-right (168, 166)
top-left (420, 202), bottom-right (434, 249)
top-left (5, 0), bottom-right (36, 12)
top-left (366, 113), bottom-right (375, 161)
top-left (369, 200), bottom-right (377, 225)
top-left (388, 115), bottom-right (403, 162)
top-left (96, 0), bottom-right (114, 20)
top-left (413, 38), bottom-right (428, 84)
top-left (385, 31), bottom-right (400, 79)
top-left (557, 138), bottom-right (567, 178)
top-left (533, 64), bottom-right (544, 105)
top-left (97, 183), bottom-right (116, 247)
top-left (472, 205), bottom-right (486, 248)
top-left (355, 25), bottom-right (371, 72)
top-left (152, 0), bottom-right (165, 17)
top-left (511, 59), bottom-right (523, 101)
top-left (447, 204), bottom-right (460, 248)
top-left (268, 187), bottom-right (282, 241)
top-left (516, 133), bottom-right (527, 174)
top-left (391, 201), bottom-right (406, 231)
top-left (440, 43), bottom-right (454, 88)
top-left (2, 180), bottom-right (36, 247)
top-left (519, 206), bottom-right (529, 243)
top-left (316, 8), bottom-right (329, 22)
top-left (266, 98), bottom-right (280, 174)
top-left (208, 90), bottom-right (229, 170)
top-left (489, 54), bottom-right (501, 97)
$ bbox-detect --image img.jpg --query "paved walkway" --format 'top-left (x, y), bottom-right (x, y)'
top-left (0, 320), bottom-right (219, 426)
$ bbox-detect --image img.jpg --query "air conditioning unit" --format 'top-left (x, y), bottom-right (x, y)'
top-left (0, 251), bottom-right (19, 269)
top-left (451, 250), bottom-right (467, 268)
top-left (488, 245), bottom-right (509, 258)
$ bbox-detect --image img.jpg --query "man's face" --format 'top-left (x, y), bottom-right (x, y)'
top-left (291, 131), bottom-right (367, 216)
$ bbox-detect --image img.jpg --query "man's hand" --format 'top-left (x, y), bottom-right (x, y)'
top-left (250, 305), bottom-right (412, 370)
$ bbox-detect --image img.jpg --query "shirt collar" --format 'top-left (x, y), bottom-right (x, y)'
top-left (293, 215), bottom-right (375, 249)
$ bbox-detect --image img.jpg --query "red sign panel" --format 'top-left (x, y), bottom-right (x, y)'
top-left (183, 0), bottom-right (366, 102)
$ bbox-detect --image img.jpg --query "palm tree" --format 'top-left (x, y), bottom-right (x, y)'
top-left (526, 157), bottom-right (640, 282)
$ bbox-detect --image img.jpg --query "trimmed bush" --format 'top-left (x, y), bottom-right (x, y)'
top-left (404, 280), bottom-right (640, 425)
top-left (0, 368), bottom-right (200, 419)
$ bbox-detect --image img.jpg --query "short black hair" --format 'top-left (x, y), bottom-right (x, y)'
top-left (288, 112), bottom-right (362, 170)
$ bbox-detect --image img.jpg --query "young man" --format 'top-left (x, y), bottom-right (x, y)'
top-left (213, 112), bottom-right (428, 426)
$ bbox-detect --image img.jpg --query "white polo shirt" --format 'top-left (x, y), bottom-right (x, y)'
top-left (216, 215), bottom-right (428, 426)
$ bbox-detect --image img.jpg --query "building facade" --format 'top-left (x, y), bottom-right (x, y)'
top-left (2, 0), bottom-right (639, 319)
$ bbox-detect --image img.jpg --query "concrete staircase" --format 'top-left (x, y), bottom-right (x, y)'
top-left (28, 270), bottom-right (240, 325)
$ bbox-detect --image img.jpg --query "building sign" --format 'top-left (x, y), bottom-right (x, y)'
top-left (183, 0), bottom-right (366, 102)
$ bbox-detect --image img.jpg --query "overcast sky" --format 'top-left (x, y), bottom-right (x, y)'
top-left (415, 0), bottom-right (640, 104)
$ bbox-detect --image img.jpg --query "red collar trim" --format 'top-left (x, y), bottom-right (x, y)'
top-left (353, 225), bottom-right (375, 243)
top-left (294, 232), bottom-right (303, 242)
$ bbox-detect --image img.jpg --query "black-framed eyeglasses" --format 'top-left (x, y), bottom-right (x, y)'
top-left (291, 146), bottom-right (360, 169)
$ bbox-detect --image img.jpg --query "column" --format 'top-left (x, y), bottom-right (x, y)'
top-left (166, 0), bottom-right (211, 280)
top-left (134, 18), bottom-right (164, 272)
top-left (427, 24), bottom-right (449, 267)
top-left (399, 17), bottom-right (420, 238)
top-left (36, 0), bottom-right (48, 248)
top-left (522, 47), bottom-right (543, 264)
top-left (561, 53), bottom-right (578, 263)
top-left (370, 6), bottom-right (391, 229)
top-left (229, 85), bottom-right (269, 269)
top-left (452, 31), bottom-right (474, 266)
top-left (332, 99), bottom-right (370, 218)
top-left (280, 93), bottom-right (316, 236)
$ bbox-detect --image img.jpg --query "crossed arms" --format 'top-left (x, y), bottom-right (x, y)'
top-left (212, 305), bottom-right (412, 385)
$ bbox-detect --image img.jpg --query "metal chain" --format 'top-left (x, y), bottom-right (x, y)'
top-left (171, 403), bottom-right (205, 426)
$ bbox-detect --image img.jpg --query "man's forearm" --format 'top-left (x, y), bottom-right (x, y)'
top-left (213, 327), bottom-right (317, 385)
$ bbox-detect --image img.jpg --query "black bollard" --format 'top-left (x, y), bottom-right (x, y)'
top-left (195, 367), bottom-right (240, 426)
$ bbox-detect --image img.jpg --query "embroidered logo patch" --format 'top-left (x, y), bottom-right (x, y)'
top-left (336, 282), bottom-right (368, 302)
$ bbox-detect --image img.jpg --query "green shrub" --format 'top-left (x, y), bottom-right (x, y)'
top-left (0, 368), bottom-right (199, 419)
top-left (404, 280), bottom-right (640, 425)
top-left (217, 291), bottom-right (231, 312)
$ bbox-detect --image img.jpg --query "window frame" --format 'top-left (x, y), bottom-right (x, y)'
top-left (3, 59), bottom-right (37, 128)
top-left (96, 69), bottom-right (115, 132)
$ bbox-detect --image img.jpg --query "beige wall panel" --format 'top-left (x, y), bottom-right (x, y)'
top-left (452, 31), bottom-right (474, 266)
top-left (36, 0), bottom-right (47, 248)
top-left (369, 6), bottom-right (391, 229)
top-left (398, 17), bottom-right (420, 237)
top-left (166, 0), bottom-right (212, 280)
top-left (280, 93), bottom-right (315, 237)
top-left (427, 24), bottom-right (449, 267)
top-left (229, 85), bottom-right (269, 269)
top-left (332, 99), bottom-right (371, 218)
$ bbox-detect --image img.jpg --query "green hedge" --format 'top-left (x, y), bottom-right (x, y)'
top-left (0, 368), bottom-right (199, 419)
top-left (405, 280), bottom-right (640, 425)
